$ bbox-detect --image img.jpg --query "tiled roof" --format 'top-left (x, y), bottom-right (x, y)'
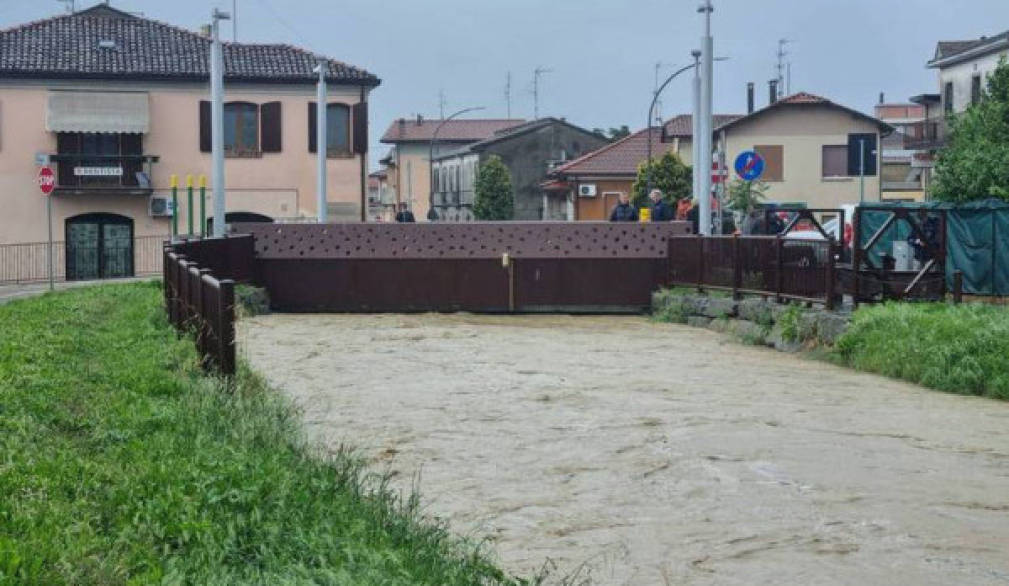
top-left (663, 114), bottom-right (744, 137)
top-left (715, 92), bottom-right (892, 133)
top-left (550, 128), bottom-right (674, 177)
top-left (929, 31), bottom-right (1009, 66)
top-left (0, 4), bottom-right (379, 85)
top-left (380, 118), bottom-right (525, 144)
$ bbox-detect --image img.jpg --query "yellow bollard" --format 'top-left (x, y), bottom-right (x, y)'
top-left (639, 207), bottom-right (652, 222)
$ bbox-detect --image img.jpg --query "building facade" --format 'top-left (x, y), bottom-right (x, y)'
top-left (379, 117), bottom-right (524, 221)
top-left (874, 99), bottom-right (927, 201)
top-left (0, 4), bottom-right (378, 279)
top-left (432, 118), bottom-right (607, 221)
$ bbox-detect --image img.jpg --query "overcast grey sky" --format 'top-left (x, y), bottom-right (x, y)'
top-left (4, 0), bottom-right (1009, 160)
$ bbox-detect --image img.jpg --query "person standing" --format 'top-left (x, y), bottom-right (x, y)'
top-left (395, 203), bottom-right (416, 223)
top-left (648, 189), bottom-right (674, 222)
top-left (609, 193), bottom-right (639, 222)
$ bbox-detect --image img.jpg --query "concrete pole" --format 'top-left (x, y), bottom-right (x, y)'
top-left (210, 9), bottom-right (229, 238)
top-left (698, 0), bottom-right (714, 235)
top-left (316, 61), bottom-right (328, 223)
top-left (691, 51), bottom-right (701, 208)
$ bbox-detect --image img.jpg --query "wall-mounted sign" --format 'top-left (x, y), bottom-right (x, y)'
top-left (74, 166), bottom-right (123, 177)
top-left (35, 152), bottom-right (50, 166)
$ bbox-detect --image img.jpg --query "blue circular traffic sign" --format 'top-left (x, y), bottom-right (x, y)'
top-left (734, 151), bottom-right (765, 181)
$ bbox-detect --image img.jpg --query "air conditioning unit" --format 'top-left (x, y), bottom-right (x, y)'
top-left (149, 196), bottom-right (174, 217)
top-left (578, 184), bottom-right (597, 197)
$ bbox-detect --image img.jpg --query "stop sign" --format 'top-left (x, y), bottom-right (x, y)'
top-left (37, 166), bottom-right (55, 195)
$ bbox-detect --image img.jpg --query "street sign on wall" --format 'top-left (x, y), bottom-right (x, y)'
top-left (37, 166), bottom-right (55, 195)
top-left (734, 151), bottom-right (765, 181)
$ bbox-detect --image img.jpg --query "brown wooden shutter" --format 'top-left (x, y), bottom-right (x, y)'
top-left (260, 101), bottom-right (282, 153)
top-left (352, 101), bottom-right (368, 154)
top-left (754, 145), bottom-right (783, 182)
top-left (308, 102), bottom-right (317, 153)
top-left (199, 100), bottom-right (212, 152)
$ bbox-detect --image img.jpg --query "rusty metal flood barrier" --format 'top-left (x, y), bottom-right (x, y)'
top-left (228, 222), bottom-right (693, 313)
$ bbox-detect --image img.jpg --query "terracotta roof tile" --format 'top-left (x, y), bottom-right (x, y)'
top-left (0, 4), bottom-right (378, 84)
top-left (550, 128), bottom-right (673, 177)
top-left (663, 113), bottom-right (744, 136)
top-left (380, 118), bottom-right (525, 144)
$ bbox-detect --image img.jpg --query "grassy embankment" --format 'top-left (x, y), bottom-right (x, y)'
top-left (834, 301), bottom-right (1009, 401)
top-left (0, 282), bottom-right (523, 584)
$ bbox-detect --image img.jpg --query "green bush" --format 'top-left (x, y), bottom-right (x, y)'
top-left (0, 283), bottom-right (524, 584)
top-left (833, 302), bottom-right (1009, 400)
top-left (235, 283), bottom-right (270, 317)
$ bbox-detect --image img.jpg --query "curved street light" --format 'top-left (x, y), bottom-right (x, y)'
top-left (646, 56), bottom-right (729, 197)
top-left (428, 106), bottom-right (486, 220)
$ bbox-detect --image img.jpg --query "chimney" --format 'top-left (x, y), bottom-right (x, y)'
top-left (769, 80), bottom-right (778, 104)
top-left (747, 82), bottom-right (755, 114)
top-left (416, 114), bottom-right (423, 126)
top-left (879, 92), bottom-right (885, 104)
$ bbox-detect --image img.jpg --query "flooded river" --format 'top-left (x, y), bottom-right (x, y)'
top-left (240, 313), bottom-right (1009, 585)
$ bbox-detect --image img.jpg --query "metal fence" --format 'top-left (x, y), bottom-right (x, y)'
top-left (669, 235), bottom-right (838, 308)
top-left (163, 248), bottom-right (236, 375)
top-left (0, 235), bottom-right (168, 284)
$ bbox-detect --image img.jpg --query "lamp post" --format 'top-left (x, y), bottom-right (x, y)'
top-left (646, 62), bottom-right (697, 197)
top-left (428, 107), bottom-right (485, 220)
top-left (698, 0), bottom-right (715, 235)
top-left (210, 7), bottom-right (230, 238)
top-left (314, 60), bottom-right (328, 223)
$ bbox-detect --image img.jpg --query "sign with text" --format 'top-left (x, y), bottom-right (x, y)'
top-left (37, 166), bottom-right (55, 195)
top-left (74, 166), bottom-right (124, 177)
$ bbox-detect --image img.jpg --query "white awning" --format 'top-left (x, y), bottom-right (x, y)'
top-left (46, 91), bottom-right (150, 134)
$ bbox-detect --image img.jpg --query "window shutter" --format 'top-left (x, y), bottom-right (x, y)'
top-left (308, 102), bottom-right (317, 153)
top-left (847, 134), bottom-right (878, 176)
top-left (353, 101), bottom-right (368, 154)
top-left (261, 101), bottom-right (282, 152)
top-left (754, 145), bottom-right (783, 182)
top-left (199, 101), bottom-right (212, 152)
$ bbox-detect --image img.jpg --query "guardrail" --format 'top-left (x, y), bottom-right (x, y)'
top-left (668, 234), bottom-right (838, 308)
top-left (0, 235), bottom-right (168, 284)
top-left (163, 248), bottom-right (236, 376)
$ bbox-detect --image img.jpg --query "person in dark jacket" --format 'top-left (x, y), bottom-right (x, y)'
top-left (609, 193), bottom-right (639, 222)
top-left (395, 203), bottom-right (416, 223)
top-left (648, 189), bottom-right (674, 222)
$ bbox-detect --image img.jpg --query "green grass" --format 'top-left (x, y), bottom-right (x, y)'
top-left (0, 282), bottom-right (524, 585)
top-left (834, 302), bottom-right (1009, 400)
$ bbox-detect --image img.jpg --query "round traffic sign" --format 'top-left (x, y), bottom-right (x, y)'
top-left (37, 166), bottom-right (55, 195)
top-left (734, 151), bottom-right (765, 181)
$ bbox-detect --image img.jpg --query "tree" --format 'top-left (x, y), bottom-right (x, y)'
top-left (727, 178), bottom-right (769, 213)
top-left (631, 151), bottom-right (692, 208)
top-left (473, 155), bottom-right (514, 220)
top-left (592, 125), bottom-right (632, 142)
top-left (931, 57), bottom-right (1009, 203)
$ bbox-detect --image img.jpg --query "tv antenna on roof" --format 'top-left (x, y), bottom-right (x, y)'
top-left (533, 66), bottom-right (552, 119)
top-left (776, 39), bottom-right (792, 97)
top-left (505, 72), bottom-right (512, 119)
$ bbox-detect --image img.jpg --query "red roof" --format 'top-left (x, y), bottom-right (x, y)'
top-left (381, 118), bottom-right (525, 144)
top-left (550, 128), bottom-right (674, 177)
top-left (716, 92), bottom-right (893, 133)
top-left (663, 114), bottom-right (744, 137)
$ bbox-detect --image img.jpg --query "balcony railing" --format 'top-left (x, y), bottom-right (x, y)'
top-left (903, 118), bottom-right (947, 150)
top-left (49, 154), bottom-right (160, 194)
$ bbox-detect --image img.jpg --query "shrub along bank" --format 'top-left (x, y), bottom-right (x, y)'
top-left (0, 282), bottom-right (523, 585)
top-left (653, 288), bottom-right (1009, 400)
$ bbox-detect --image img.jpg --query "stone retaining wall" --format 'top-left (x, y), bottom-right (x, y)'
top-left (652, 289), bottom-right (851, 352)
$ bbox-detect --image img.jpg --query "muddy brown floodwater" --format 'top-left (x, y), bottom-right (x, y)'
top-left (239, 314), bottom-right (1009, 585)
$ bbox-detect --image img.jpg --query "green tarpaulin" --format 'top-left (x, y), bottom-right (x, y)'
top-left (858, 199), bottom-right (1009, 295)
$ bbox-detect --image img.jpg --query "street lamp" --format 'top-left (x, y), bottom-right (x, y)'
top-left (429, 106), bottom-right (485, 220)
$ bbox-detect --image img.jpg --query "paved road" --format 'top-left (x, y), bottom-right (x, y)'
top-left (241, 313), bottom-right (1009, 586)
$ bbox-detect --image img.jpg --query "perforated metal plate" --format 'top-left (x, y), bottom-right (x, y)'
top-left (233, 222), bottom-right (692, 260)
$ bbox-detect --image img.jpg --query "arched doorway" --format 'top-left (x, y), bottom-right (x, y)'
top-left (65, 213), bottom-right (134, 280)
top-left (205, 212), bottom-right (272, 235)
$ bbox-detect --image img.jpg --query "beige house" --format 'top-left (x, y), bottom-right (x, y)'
top-left (379, 117), bottom-right (524, 221)
top-left (0, 4), bottom-right (378, 279)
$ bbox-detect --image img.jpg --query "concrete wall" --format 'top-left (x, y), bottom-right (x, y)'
top-left (939, 49), bottom-right (1009, 114)
top-left (0, 79), bottom-right (369, 244)
top-left (721, 105), bottom-right (883, 209)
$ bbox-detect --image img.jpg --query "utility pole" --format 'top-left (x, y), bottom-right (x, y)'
top-left (692, 50), bottom-right (701, 209)
top-left (505, 72), bottom-right (512, 119)
top-left (316, 60), bottom-right (328, 223)
top-left (698, 0), bottom-right (714, 235)
top-left (776, 39), bottom-right (791, 99)
top-left (533, 66), bottom-right (552, 120)
top-left (210, 8), bottom-right (230, 238)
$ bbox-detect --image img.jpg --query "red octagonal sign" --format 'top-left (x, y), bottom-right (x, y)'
top-left (37, 166), bottom-right (55, 195)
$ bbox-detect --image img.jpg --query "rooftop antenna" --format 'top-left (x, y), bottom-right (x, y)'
top-left (776, 39), bottom-right (791, 98)
top-left (653, 62), bottom-right (671, 125)
top-left (232, 0), bottom-right (237, 41)
top-left (533, 66), bottom-right (552, 119)
top-left (57, 0), bottom-right (75, 13)
top-left (438, 89), bottom-right (447, 119)
top-left (505, 72), bottom-right (512, 119)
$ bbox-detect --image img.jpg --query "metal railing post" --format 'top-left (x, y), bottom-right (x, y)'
top-left (825, 242), bottom-right (836, 310)
top-left (732, 233), bottom-right (742, 300)
top-left (696, 235), bottom-right (704, 292)
top-left (775, 235), bottom-right (784, 303)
